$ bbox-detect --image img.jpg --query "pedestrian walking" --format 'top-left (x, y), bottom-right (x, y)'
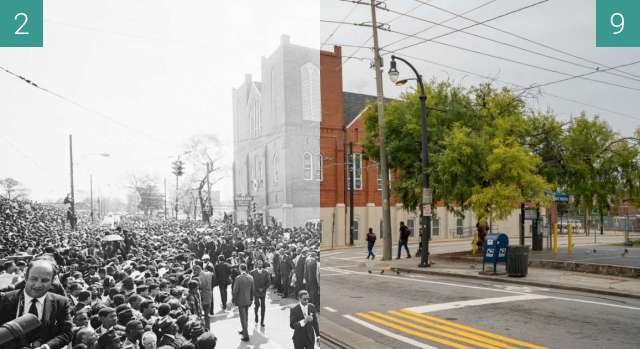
top-left (214, 255), bottom-right (231, 310)
top-left (232, 263), bottom-right (254, 342)
top-left (250, 259), bottom-right (271, 327)
top-left (397, 221), bottom-right (412, 259)
top-left (366, 228), bottom-right (377, 259)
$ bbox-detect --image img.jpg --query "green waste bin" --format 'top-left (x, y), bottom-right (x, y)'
top-left (507, 245), bottom-right (529, 277)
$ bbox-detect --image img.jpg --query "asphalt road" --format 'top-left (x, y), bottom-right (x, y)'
top-left (320, 245), bottom-right (640, 349)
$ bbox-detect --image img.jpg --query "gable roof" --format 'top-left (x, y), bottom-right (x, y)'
top-left (343, 91), bottom-right (392, 128)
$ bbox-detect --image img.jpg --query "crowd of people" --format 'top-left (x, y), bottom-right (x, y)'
top-left (0, 196), bottom-right (321, 349)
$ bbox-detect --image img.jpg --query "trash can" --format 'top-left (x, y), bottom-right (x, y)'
top-left (507, 245), bottom-right (529, 277)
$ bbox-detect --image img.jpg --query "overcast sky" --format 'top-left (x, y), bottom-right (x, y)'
top-left (1, 0), bottom-right (319, 203)
top-left (321, 0), bottom-right (640, 133)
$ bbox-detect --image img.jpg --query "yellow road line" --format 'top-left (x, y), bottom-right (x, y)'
top-left (356, 312), bottom-right (474, 349)
top-left (390, 310), bottom-right (520, 349)
top-left (400, 309), bottom-right (549, 349)
top-left (369, 311), bottom-right (502, 349)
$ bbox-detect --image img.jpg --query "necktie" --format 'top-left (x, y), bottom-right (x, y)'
top-left (29, 299), bottom-right (38, 318)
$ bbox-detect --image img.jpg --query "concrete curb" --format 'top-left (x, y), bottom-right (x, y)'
top-left (435, 253), bottom-right (640, 278)
top-left (319, 315), bottom-right (386, 349)
top-left (392, 267), bottom-right (640, 300)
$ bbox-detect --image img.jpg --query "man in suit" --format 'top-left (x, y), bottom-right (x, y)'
top-left (214, 255), bottom-right (231, 310)
top-left (289, 290), bottom-right (319, 349)
top-left (294, 249), bottom-right (306, 295)
top-left (250, 259), bottom-right (271, 327)
top-left (232, 263), bottom-right (254, 342)
top-left (304, 252), bottom-right (319, 310)
top-left (194, 264), bottom-right (214, 329)
top-left (0, 259), bottom-right (73, 349)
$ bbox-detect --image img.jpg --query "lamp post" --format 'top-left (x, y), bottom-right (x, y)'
top-left (388, 55), bottom-right (431, 268)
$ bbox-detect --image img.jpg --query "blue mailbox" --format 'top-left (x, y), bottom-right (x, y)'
top-left (482, 233), bottom-right (509, 273)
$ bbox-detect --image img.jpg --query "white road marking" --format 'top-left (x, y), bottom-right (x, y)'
top-left (327, 267), bottom-right (525, 295)
top-left (493, 285), bottom-right (550, 293)
top-left (330, 256), bottom-right (368, 261)
top-left (321, 267), bottom-right (355, 275)
top-left (323, 306), bottom-right (338, 313)
top-left (330, 267), bottom-right (640, 312)
top-left (344, 315), bottom-right (438, 349)
top-left (547, 296), bottom-right (640, 311)
top-left (404, 294), bottom-right (549, 313)
top-left (321, 273), bottom-right (347, 277)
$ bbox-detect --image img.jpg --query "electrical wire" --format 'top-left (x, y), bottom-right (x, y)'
top-left (322, 1), bottom-right (361, 47)
top-left (0, 64), bottom-right (169, 144)
top-left (380, 4), bottom-right (640, 84)
top-left (380, 0), bottom-right (498, 51)
top-left (408, 0), bottom-right (640, 81)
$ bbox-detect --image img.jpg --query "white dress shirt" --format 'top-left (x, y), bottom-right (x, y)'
top-left (297, 302), bottom-right (309, 327)
top-left (23, 290), bottom-right (46, 321)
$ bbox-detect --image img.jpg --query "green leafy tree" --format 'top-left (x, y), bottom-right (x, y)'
top-left (363, 82), bottom-right (550, 232)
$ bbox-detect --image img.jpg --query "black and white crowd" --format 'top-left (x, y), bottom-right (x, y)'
top-left (0, 196), bottom-right (320, 349)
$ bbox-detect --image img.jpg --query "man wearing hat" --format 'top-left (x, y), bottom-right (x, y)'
top-left (122, 319), bottom-right (145, 349)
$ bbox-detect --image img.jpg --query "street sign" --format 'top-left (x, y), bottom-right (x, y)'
top-left (554, 192), bottom-right (569, 203)
top-left (422, 203), bottom-right (432, 216)
top-left (422, 188), bottom-right (432, 205)
top-left (235, 195), bottom-right (253, 206)
top-left (524, 208), bottom-right (538, 220)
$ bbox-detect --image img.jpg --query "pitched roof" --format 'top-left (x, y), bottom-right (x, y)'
top-left (343, 91), bottom-right (392, 128)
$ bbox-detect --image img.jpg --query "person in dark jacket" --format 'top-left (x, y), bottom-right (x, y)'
top-left (366, 228), bottom-right (377, 259)
top-left (214, 255), bottom-right (231, 310)
top-left (289, 290), bottom-right (319, 349)
top-left (397, 221), bottom-right (412, 259)
top-left (250, 259), bottom-right (271, 327)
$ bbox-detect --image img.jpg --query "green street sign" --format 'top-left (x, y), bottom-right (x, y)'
top-left (0, 0), bottom-right (43, 47)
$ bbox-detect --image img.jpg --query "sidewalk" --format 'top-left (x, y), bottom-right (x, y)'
top-left (367, 257), bottom-right (640, 299)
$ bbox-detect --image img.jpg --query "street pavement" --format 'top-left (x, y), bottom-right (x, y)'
top-left (320, 241), bottom-right (640, 348)
top-left (208, 284), bottom-right (298, 348)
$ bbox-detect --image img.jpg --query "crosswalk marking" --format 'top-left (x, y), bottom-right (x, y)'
top-left (403, 294), bottom-right (549, 313)
top-left (368, 311), bottom-right (511, 349)
top-left (398, 310), bottom-right (549, 349)
top-left (323, 306), bottom-right (338, 313)
top-left (344, 315), bottom-right (438, 349)
top-left (356, 312), bottom-right (474, 349)
top-left (389, 311), bottom-right (519, 349)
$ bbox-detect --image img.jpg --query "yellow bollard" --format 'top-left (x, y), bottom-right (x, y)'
top-left (553, 223), bottom-right (558, 256)
top-left (568, 224), bottom-right (573, 256)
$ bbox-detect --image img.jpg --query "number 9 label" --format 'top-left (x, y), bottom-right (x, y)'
top-left (597, 0), bottom-right (640, 47)
top-left (0, 0), bottom-right (42, 47)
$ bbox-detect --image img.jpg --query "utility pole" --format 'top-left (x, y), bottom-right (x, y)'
top-left (207, 161), bottom-right (212, 223)
top-left (370, 0), bottom-right (393, 260)
top-left (69, 134), bottom-right (76, 231)
top-left (164, 178), bottom-right (167, 220)
top-left (349, 142), bottom-right (355, 246)
top-left (90, 174), bottom-right (94, 223)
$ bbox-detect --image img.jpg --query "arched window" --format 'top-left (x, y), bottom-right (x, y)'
top-left (303, 152), bottom-right (313, 180)
top-left (315, 154), bottom-right (323, 181)
top-left (273, 152), bottom-right (280, 184)
top-left (300, 63), bottom-right (321, 121)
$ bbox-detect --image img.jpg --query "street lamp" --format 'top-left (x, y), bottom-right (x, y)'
top-left (388, 55), bottom-right (432, 268)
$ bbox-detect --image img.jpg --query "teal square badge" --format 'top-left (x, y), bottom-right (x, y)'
top-left (0, 0), bottom-right (43, 47)
top-left (596, 0), bottom-right (640, 47)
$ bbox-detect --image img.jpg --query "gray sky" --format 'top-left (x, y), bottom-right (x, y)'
top-left (1, 0), bottom-right (319, 203)
top-left (321, 0), bottom-right (640, 133)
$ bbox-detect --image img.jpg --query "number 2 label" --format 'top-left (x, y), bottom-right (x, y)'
top-left (14, 12), bottom-right (29, 35)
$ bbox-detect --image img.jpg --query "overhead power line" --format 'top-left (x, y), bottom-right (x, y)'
top-left (377, 51), bottom-right (640, 122)
top-left (0, 64), bottom-right (168, 144)
top-left (408, 0), bottom-right (640, 81)
top-left (377, 26), bottom-right (640, 92)
top-left (380, 0), bottom-right (498, 50)
top-left (385, 0), bottom-right (551, 55)
top-left (321, 1), bottom-right (360, 47)
top-left (380, 4), bottom-right (640, 84)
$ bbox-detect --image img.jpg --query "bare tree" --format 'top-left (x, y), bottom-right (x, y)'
top-left (0, 177), bottom-right (30, 200)
top-left (181, 135), bottom-right (225, 223)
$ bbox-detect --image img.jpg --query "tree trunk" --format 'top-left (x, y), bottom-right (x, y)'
top-left (600, 211), bottom-right (604, 235)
